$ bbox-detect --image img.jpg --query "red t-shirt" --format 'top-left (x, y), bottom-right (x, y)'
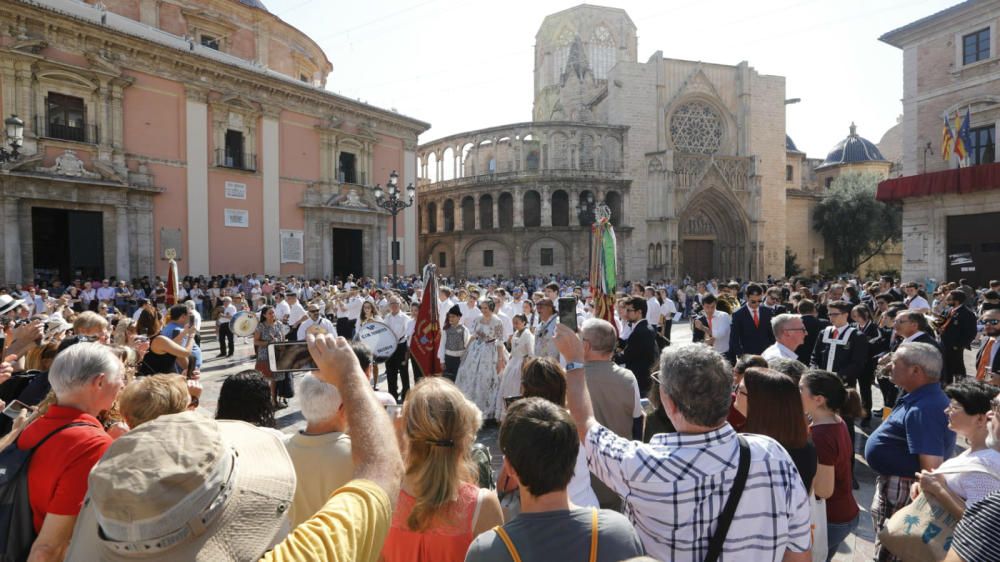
top-left (811, 420), bottom-right (859, 523)
top-left (17, 405), bottom-right (112, 532)
top-left (727, 393), bottom-right (746, 431)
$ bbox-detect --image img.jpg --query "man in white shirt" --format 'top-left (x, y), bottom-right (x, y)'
top-left (691, 294), bottom-right (731, 356)
top-left (494, 293), bottom-right (513, 342)
top-left (185, 300), bottom-right (203, 346)
top-left (459, 292), bottom-right (482, 331)
top-left (762, 314), bottom-right (806, 361)
top-left (903, 282), bottom-right (931, 313)
top-left (297, 304), bottom-right (337, 341)
top-left (96, 279), bottom-right (116, 305)
top-left (284, 293), bottom-right (308, 341)
top-left (338, 289), bottom-right (364, 340)
top-left (644, 287), bottom-right (661, 331)
top-left (274, 293), bottom-right (290, 323)
top-left (437, 287), bottom-right (455, 328)
top-left (217, 296), bottom-right (237, 358)
top-left (660, 295), bottom-right (678, 341)
top-left (383, 297), bottom-right (411, 403)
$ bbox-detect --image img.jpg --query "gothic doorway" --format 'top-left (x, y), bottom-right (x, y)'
top-left (678, 188), bottom-right (749, 280)
top-left (683, 240), bottom-right (713, 281)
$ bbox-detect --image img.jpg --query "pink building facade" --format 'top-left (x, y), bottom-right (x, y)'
top-left (0, 0), bottom-right (428, 284)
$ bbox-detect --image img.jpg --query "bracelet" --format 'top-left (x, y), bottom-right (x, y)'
top-left (189, 397), bottom-right (200, 408)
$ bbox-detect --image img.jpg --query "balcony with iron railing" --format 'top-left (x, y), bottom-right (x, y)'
top-left (35, 116), bottom-right (98, 144)
top-left (214, 149), bottom-right (257, 172)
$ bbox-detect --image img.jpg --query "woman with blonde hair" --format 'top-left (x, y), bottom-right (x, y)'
top-left (381, 377), bottom-right (503, 562)
top-left (118, 374), bottom-right (193, 428)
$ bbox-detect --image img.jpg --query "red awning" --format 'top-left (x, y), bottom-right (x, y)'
top-left (877, 162), bottom-right (1000, 201)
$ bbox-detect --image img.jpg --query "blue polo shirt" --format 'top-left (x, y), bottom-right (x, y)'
top-left (864, 382), bottom-right (955, 477)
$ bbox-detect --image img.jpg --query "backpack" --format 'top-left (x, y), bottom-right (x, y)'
top-left (0, 422), bottom-right (89, 562)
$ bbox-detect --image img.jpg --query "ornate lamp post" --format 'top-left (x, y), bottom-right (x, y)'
top-left (0, 114), bottom-right (24, 163)
top-left (374, 170), bottom-right (415, 279)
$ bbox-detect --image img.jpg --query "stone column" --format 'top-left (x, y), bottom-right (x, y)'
top-left (185, 87), bottom-right (210, 274)
top-left (541, 187), bottom-right (552, 227)
top-left (474, 196), bottom-right (481, 230)
top-left (492, 199), bottom-right (499, 230)
top-left (116, 205), bottom-right (131, 280)
top-left (3, 197), bottom-right (22, 284)
top-left (262, 112), bottom-right (281, 275)
top-left (513, 191), bottom-right (524, 228)
top-left (436, 200), bottom-right (445, 234)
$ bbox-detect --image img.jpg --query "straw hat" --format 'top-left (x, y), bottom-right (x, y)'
top-left (66, 411), bottom-right (295, 561)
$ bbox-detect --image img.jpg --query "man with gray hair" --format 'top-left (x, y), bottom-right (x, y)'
top-left (580, 318), bottom-right (644, 511)
top-left (762, 313), bottom-right (806, 361)
top-left (18, 343), bottom-right (124, 561)
top-left (282, 373), bottom-right (352, 527)
top-left (556, 325), bottom-right (812, 561)
top-left (865, 342), bottom-right (955, 562)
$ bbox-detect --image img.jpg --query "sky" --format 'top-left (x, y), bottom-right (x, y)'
top-left (264, 0), bottom-right (959, 159)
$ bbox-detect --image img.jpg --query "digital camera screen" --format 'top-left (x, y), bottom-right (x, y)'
top-left (269, 342), bottom-right (317, 373)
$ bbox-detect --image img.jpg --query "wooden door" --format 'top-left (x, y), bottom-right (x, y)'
top-left (683, 239), bottom-right (714, 281)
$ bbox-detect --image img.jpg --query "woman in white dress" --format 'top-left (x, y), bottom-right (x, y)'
top-left (495, 314), bottom-right (535, 420)
top-left (456, 298), bottom-right (507, 420)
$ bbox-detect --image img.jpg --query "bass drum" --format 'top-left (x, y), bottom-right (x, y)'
top-left (231, 311), bottom-right (259, 338)
top-left (356, 321), bottom-right (398, 363)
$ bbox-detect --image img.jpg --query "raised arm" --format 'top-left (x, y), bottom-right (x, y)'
top-left (553, 323), bottom-right (596, 441)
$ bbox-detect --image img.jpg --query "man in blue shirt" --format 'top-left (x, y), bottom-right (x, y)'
top-left (163, 304), bottom-right (202, 374)
top-left (864, 342), bottom-right (954, 562)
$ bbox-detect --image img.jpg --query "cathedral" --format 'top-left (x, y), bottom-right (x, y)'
top-left (416, 4), bottom-right (895, 281)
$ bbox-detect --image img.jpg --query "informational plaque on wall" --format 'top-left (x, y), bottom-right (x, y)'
top-left (224, 209), bottom-right (249, 228)
top-left (225, 181), bottom-right (247, 200)
top-left (160, 228), bottom-right (183, 260)
top-left (280, 230), bottom-right (304, 263)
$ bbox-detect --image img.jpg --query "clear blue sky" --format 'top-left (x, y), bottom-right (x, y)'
top-left (265, 0), bottom-right (958, 159)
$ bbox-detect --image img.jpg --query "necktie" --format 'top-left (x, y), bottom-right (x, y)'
top-left (832, 328), bottom-right (839, 339)
top-left (752, 308), bottom-right (759, 328)
top-left (707, 315), bottom-right (713, 333)
top-left (977, 338), bottom-right (996, 381)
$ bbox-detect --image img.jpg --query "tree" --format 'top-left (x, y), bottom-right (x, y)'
top-left (785, 247), bottom-right (803, 278)
top-left (813, 172), bottom-right (902, 274)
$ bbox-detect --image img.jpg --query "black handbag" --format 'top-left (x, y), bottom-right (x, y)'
top-left (276, 373), bottom-right (295, 399)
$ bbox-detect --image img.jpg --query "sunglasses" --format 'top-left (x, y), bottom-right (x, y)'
top-left (983, 319), bottom-right (1000, 326)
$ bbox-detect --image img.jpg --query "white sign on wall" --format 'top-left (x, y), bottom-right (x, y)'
top-left (225, 181), bottom-right (247, 200)
top-left (224, 209), bottom-right (249, 228)
top-left (280, 230), bottom-right (304, 263)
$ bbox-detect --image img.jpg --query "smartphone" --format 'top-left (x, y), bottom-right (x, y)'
top-left (3, 399), bottom-right (30, 419)
top-left (503, 395), bottom-right (523, 408)
top-left (267, 341), bottom-right (317, 373)
top-left (558, 297), bottom-right (578, 332)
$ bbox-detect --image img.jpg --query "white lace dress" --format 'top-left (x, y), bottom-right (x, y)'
top-left (494, 328), bottom-right (536, 420)
top-left (456, 315), bottom-right (506, 419)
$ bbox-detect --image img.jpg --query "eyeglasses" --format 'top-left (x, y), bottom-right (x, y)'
top-left (748, 299), bottom-right (762, 305)
top-left (983, 319), bottom-right (1000, 326)
top-left (828, 312), bottom-right (846, 317)
top-left (784, 327), bottom-right (807, 333)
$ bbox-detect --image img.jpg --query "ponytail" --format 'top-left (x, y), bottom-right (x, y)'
top-left (802, 369), bottom-right (866, 418)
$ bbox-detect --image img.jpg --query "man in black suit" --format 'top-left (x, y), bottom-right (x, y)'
top-left (938, 290), bottom-right (978, 385)
top-left (727, 283), bottom-right (774, 363)
top-left (764, 286), bottom-right (787, 315)
top-left (975, 308), bottom-right (1000, 381)
top-left (879, 275), bottom-right (904, 304)
top-left (614, 295), bottom-right (658, 396)
top-left (796, 299), bottom-right (829, 365)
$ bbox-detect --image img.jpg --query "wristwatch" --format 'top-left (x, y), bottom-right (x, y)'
top-left (565, 361), bottom-right (585, 371)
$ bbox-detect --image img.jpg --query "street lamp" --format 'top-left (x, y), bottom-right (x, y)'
top-left (374, 170), bottom-right (415, 279)
top-left (0, 114), bottom-right (24, 163)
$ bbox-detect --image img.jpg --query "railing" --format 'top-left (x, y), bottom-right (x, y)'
top-left (214, 149), bottom-right (257, 172)
top-left (35, 116), bottom-right (98, 144)
top-left (421, 167), bottom-right (626, 192)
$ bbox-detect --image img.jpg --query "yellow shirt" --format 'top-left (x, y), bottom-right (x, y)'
top-left (284, 431), bottom-right (354, 527)
top-left (262, 479), bottom-right (391, 562)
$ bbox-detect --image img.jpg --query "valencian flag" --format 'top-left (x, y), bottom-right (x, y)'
top-left (589, 206), bottom-right (618, 332)
top-left (410, 263), bottom-right (442, 377)
top-left (941, 113), bottom-right (954, 160)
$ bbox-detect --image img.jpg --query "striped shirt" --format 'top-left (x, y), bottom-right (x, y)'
top-left (585, 423), bottom-right (812, 561)
top-left (952, 488), bottom-right (1000, 561)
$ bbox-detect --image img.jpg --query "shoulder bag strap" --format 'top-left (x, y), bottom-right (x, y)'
top-left (493, 525), bottom-right (523, 562)
top-left (704, 435), bottom-right (751, 562)
top-left (17, 421), bottom-right (94, 453)
top-left (589, 507), bottom-right (599, 562)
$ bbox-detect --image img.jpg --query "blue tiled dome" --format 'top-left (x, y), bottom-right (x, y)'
top-left (818, 123), bottom-right (886, 168)
top-left (238, 0), bottom-right (268, 11)
top-left (786, 135), bottom-right (800, 152)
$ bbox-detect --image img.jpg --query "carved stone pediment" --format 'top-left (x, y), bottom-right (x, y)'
top-left (37, 150), bottom-right (101, 179)
top-left (325, 187), bottom-right (370, 209)
top-left (12, 39), bottom-right (48, 54)
top-left (84, 49), bottom-right (123, 75)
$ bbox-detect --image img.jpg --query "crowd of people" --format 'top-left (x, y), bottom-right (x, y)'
top-left (1, 271), bottom-right (1000, 561)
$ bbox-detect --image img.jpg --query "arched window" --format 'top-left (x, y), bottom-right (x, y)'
top-left (480, 195), bottom-right (494, 229)
top-left (648, 244), bottom-right (655, 265)
top-left (443, 199), bottom-right (455, 232)
top-left (656, 243), bottom-right (663, 266)
top-left (427, 202), bottom-right (437, 233)
top-left (551, 190), bottom-right (569, 227)
top-left (462, 196), bottom-right (476, 231)
top-left (669, 102), bottom-right (723, 155)
top-left (579, 135), bottom-right (595, 170)
top-left (605, 191), bottom-right (622, 226)
top-left (578, 190), bottom-right (595, 226)
top-left (498, 193), bottom-right (514, 229)
top-left (552, 28), bottom-right (576, 83)
top-left (589, 26), bottom-right (616, 79)
top-left (524, 191), bottom-right (541, 227)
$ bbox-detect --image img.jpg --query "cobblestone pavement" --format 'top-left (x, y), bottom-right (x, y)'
top-left (192, 320), bottom-right (975, 562)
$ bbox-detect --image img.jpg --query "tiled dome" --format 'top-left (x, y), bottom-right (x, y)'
top-left (786, 135), bottom-right (800, 152)
top-left (818, 123), bottom-right (887, 169)
top-left (237, 0), bottom-right (268, 11)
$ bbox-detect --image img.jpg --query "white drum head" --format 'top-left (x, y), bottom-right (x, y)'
top-left (356, 321), bottom-right (398, 363)
top-left (232, 311), bottom-right (258, 337)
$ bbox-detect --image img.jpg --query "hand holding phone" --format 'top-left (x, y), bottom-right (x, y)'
top-left (3, 399), bottom-right (32, 419)
top-left (558, 297), bottom-right (578, 332)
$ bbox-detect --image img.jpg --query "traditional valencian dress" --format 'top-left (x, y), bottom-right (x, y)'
top-left (494, 327), bottom-right (536, 420)
top-left (456, 314), bottom-right (506, 419)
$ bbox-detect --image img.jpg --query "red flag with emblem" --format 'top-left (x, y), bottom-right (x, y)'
top-left (409, 263), bottom-right (442, 377)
